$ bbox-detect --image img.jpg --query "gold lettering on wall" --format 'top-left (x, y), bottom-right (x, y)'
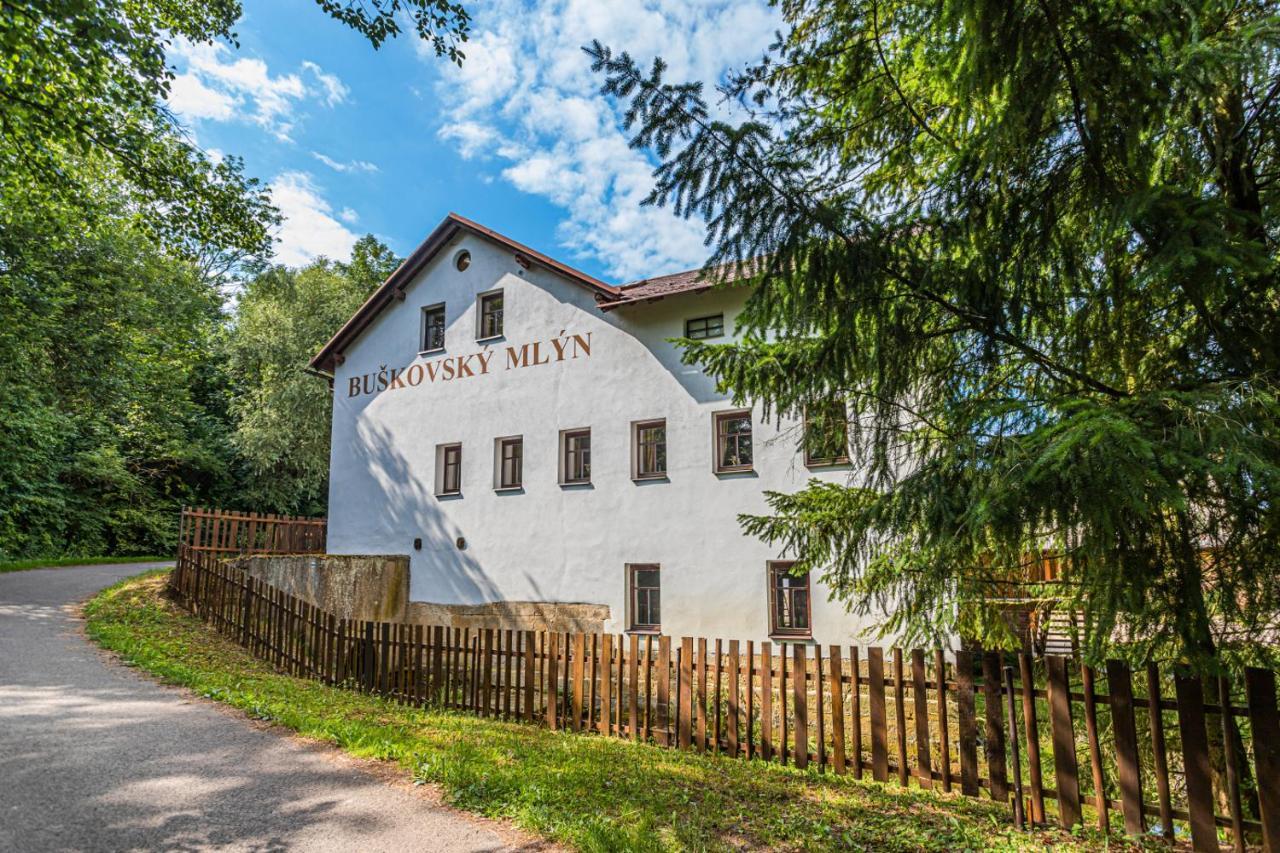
top-left (346, 332), bottom-right (593, 398)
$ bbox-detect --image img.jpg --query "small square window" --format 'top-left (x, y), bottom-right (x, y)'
top-left (769, 561), bottom-right (811, 638)
top-left (435, 443), bottom-right (462, 496)
top-left (685, 314), bottom-right (724, 340)
top-left (713, 409), bottom-right (753, 473)
top-left (422, 304), bottom-right (446, 352)
top-left (560, 428), bottom-right (591, 484)
top-left (803, 402), bottom-right (850, 466)
top-left (478, 290), bottom-right (504, 339)
top-left (628, 564), bottom-right (661, 632)
top-left (495, 436), bottom-right (523, 490)
top-left (632, 419), bottom-right (667, 479)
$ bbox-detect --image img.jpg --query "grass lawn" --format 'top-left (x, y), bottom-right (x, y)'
top-left (0, 554), bottom-right (170, 574)
top-left (85, 571), bottom-right (1155, 852)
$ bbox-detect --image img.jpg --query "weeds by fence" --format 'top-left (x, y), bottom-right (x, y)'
top-left (168, 509), bottom-right (1280, 851)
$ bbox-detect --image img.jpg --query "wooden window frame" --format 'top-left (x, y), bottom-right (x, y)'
top-left (436, 443), bottom-right (463, 496)
top-left (631, 418), bottom-right (667, 480)
top-left (713, 409), bottom-right (754, 473)
top-left (560, 428), bottom-right (591, 485)
top-left (768, 561), bottom-right (812, 639)
top-left (476, 288), bottom-right (504, 340)
top-left (494, 435), bottom-right (523, 490)
top-left (627, 563), bottom-right (661, 633)
top-left (421, 303), bottom-right (446, 353)
top-left (802, 402), bottom-right (850, 467)
top-left (685, 313), bottom-right (724, 340)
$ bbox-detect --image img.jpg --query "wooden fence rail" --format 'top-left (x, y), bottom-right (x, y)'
top-left (168, 522), bottom-right (1280, 852)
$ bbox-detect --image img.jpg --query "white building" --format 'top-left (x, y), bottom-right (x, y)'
top-left (311, 213), bottom-right (890, 645)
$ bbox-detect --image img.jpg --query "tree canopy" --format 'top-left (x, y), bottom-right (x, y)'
top-left (590, 0), bottom-right (1280, 669)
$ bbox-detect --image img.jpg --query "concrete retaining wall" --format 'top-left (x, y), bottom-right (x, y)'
top-left (227, 553), bottom-right (609, 632)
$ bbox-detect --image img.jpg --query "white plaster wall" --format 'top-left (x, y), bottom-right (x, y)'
top-left (328, 232), bottom-right (894, 646)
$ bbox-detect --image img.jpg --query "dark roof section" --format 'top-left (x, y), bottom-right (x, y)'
top-left (597, 259), bottom-right (756, 311)
top-left (309, 213), bottom-right (620, 374)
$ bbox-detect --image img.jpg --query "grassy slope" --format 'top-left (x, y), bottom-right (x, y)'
top-left (84, 572), bottom-right (1148, 852)
top-left (0, 555), bottom-right (169, 574)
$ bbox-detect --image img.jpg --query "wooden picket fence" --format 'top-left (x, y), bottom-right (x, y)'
top-left (168, 511), bottom-right (1280, 852)
top-left (179, 505), bottom-right (327, 559)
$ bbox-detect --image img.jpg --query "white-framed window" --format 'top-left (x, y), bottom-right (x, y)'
top-left (421, 303), bottom-right (446, 353)
top-left (803, 401), bottom-right (850, 466)
top-left (494, 435), bottom-right (523, 490)
top-left (627, 564), bottom-right (661, 632)
top-left (435, 443), bottom-right (462, 496)
top-left (768, 561), bottom-right (812, 638)
top-left (713, 409), bottom-right (753, 473)
top-left (476, 289), bottom-right (504, 340)
top-left (559, 428), bottom-right (591, 484)
top-left (631, 419), bottom-right (667, 480)
top-left (685, 313), bottom-right (724, 340)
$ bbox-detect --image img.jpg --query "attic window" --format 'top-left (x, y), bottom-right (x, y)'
top-left (454, 250), bottom-right (471, 271)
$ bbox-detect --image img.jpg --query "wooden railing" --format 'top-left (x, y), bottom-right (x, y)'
top-left (169, 535), bottom-right (1280, 851)
top-left (179, 506), bottom-right (326, 559)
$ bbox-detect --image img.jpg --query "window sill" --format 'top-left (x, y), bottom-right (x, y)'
top-left (769, 634), bottom-right (814, 644)
top-left (714, 466), bottom-right (755, 476)
top-left (419, 347), bottom-right (445, 356)
top-left (559, 480), bottom-right (593, 489)
top-left (632, 474), bottom-right (669, 483)
top-left (493, 485), bottom-right (524, 493)
top-left (627, 628), bottom-right (661, 636)
top-left (475, 334), bottom-right (505, 344)
top-left (435, 491), bottom-right (462, 499)
top-left (805, 457), bottom-right (851, 468)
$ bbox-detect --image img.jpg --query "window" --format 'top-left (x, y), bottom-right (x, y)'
top-left (685, 313), bottom-right (724, 340)
top-left (713, 409), bottom-right (753, 473)
top-left (435, 443), bottom-right (462, 495)
top-left (628, 564), bottom-right (661, 632)
top-left (803, 402), bottom-right (850, 466)
top-left (632, 419), bottom-right (667, 479)
top-left (561, 428), bottom-right (591, 484)
top-left (477, 290), bottom-right (504, 339)
top-left (421, 304), bottom-right (446, 352)
top-left (769, 562), bottom-right (811, 638)
top-left (454, 250), bottom-right (471, 271)
top-left (495, 436), bottom-right (523, 489)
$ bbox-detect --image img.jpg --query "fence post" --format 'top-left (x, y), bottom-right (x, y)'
top-left (1105, 660), bottom-right (1145, 836)
top-left (982, 651), bottom-right (1008, 802)
top-left (793, 643), bottom-right (808, 770)
top-left (955, 649), bottom-right (979, 796)
top-left (1174, 671), bottom-right (1220, 852)
top-left (1003, 666), bottom-right (1025, 829)
top-left (1045, 655), bottom-right (1082, 827)
top-left (868, 647), bottom-right (888, 781)
top-left (1245, 668), bottom-right (1280, 852)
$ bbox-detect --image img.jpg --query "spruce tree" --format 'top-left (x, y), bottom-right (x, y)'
top-left (589, 0), bottom-right (1280, 671)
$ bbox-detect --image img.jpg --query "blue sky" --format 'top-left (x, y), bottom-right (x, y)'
top-left (166, 0), bottom-right (780, 283)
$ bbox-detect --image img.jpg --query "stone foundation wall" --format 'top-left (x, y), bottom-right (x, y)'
top-left (227, 554), bottom-right (408, 622)
top-left (225, 553), bottom-right (610, 632)
top-left (406, 600), bottom-right (609, 633)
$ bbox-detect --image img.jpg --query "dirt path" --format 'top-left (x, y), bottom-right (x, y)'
top-left (0, 563), bottom-right (544, 852)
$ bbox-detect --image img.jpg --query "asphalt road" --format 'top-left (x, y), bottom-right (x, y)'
top-left (0, 563), bottom-right (532, 852)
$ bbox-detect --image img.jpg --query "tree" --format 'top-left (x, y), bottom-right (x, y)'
top-left (589, 0), bottom-right (1280, 671)
top-left (0, 169), bottom-right (236, 558)
top-left (1, 0), bottom-right (469, 266)
top-left (224, 237), bottom-right (399, 515)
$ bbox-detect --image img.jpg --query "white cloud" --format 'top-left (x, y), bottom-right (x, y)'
top-left (429, 0), bottom-right (779, 280)
top-left (338, 207), bottom-right (360, 224)
top-left (269, 171), bottom-right (359, 267)
top-left (312, 151), bottom-right (380, 173)
top-left (166, 39), bottom-right (350, 141)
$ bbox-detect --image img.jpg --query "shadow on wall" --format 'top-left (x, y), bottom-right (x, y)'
top-left (352, 419), bottom-right (502, 605)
